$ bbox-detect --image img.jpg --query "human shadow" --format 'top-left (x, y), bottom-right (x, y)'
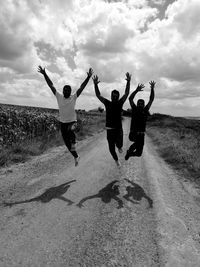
top-left (123, 178), bottom-right (153, 208)
top-left (3, 180), bottom-right (76, 207)
top-left (77, 180), bottom-right (123, 209)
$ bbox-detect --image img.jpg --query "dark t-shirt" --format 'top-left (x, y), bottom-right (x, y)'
top-left (104, 99), bottom-right (123, 129)
top-left (130, 106), bottom-right (149, 132)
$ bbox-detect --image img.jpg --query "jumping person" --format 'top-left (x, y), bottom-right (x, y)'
top-left (38, 66), bottom-right (93, 166)
top-left (93, 73), bottom-right (131, 166)
top-left (125, 81), bottom-right (155, 160)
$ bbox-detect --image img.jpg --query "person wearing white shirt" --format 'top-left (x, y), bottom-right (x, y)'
top-left (38, 66), bottom-right (93, 166)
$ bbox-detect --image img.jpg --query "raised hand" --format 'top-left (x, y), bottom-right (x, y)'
top-left (92, 75), bottom-right (100, 85)
top-left (87, 68), bottom-right (94, 78)
top-left (149, 80), bottom-right (156, 89)
top-left (136, 83), bottom-right (145, 92)
top-left (76, 203), bottom-right (83, 208)
top-left (37, 65), bottom-right (46, 75)
top-left (125, 72), bottom-right (131, 82)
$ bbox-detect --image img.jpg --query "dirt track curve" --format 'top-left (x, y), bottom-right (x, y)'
top-left (1, 118), bottom-right (200, 267)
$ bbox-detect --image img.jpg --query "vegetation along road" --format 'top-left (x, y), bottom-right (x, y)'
top-left (0, 118), bottom-right (200, 266)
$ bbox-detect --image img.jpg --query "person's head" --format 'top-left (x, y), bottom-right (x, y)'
top-left (101, 195), bottom-right (111, 203)
top-left (137, 99), bottom-right (145, 109)
top-left (63, 85), bottom-right (72, 98)
top-left (111, 90), bottom-right (120, 102)
top-left (126, 186), bottom-right (132, 195)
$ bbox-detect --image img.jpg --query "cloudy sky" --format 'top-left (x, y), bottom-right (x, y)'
top-left (0, 0), bottom-right (200, 116)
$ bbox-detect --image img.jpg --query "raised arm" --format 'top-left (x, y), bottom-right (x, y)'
top-left (38, 66), bottom-right (56, 95)
top-left (77, 194), bottom-right (99, 208)
top-left (92, 75), bottom-right (107, 104)
top-left (145, 81), bottom-right (155, 110)
top-left (120, 72), bottom-right (131, 104)
top-left (129, 83), bottom-right (145, 108)
top-left (124, 178), bottom-right (136, 187)
top-left (76, 68), bottom-right (93, 97)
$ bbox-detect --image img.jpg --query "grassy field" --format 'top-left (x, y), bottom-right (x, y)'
top-left (0, 103), bottom-right (105, 167)
top-left (147, 113), bottom-right (200, 185)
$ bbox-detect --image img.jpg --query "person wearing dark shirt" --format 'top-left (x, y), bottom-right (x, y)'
top-left (93, 73), bottom-right (131, 166)
top-left (125, 81), bottom-right (155, 160)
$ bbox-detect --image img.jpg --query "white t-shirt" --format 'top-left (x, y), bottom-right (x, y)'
top-left (56, 91), bottom-right (77, 123)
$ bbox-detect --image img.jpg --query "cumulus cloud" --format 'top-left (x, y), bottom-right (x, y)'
top-left (151, 0), bottom-right (166, 5)
top-left (166, 0), bottom-right (200, 39)
top-left (0, 0), bottom-right (76, 74)
top-left (124, 0), bottom-right (200, 108)
top-left (71, 0), bottom-right (157, 85)
top-left (0, 67), bottom-right (15, 74)
top-left (0, 1), bottom-right (42, 73)
top-left (0, 0), bottom-right (200, 116)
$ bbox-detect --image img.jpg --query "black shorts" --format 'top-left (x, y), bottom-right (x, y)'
top-left (107, 128), bottom-right (123, 148)
top-left (129, 131), bottom-right (145, 142)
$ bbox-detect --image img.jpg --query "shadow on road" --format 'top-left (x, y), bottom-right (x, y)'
top-left (3, 180), bottom-right (76, 207)
top-left (77, 180), bottom-right (123, 209)
top-left (123, 178), bottom-right (153, 208)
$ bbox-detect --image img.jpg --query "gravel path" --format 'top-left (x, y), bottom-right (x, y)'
top-left (0, 118), bottom-right (200, 266)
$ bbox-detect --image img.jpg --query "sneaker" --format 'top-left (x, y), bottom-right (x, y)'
top-left (125, 150), bottom-right (130, 161)
top-left (75, 156), bottom-right (80, 167)
top-left (118, 148), bottom-right (123, 153)
top-left (115, 160), bottom-right (121, 167)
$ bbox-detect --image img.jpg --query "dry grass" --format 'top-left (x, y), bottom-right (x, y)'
top-left (147, 113), bottom-right (200, 184)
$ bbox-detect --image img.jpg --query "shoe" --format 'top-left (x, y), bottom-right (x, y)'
top-left (75, 156), bottom-right (80, 167)
top-left (115, 160), bottom-right (121, 167)
top-left (125, 150), bottom-right (130, 161)
top-left (118, 148), bottom-right (123, 153)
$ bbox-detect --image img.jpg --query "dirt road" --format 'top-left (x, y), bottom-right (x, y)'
top-left (1, 118), bottom-right (200, 266)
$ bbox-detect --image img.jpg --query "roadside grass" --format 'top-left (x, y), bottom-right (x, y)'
top-left (147, 113), bottom-right (200, 184)
top-left (0, 116), bottom-right (105, 168)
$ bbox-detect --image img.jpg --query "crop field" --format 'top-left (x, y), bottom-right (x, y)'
top-left (0, 103), bottom-right (105, 148)
top-left (0, 103), bottom-right (105, 166)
